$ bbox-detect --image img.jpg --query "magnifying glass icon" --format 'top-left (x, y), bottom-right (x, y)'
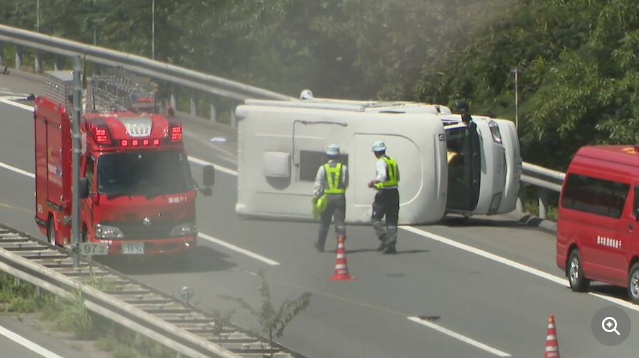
top-left (602, 317), bottom-right (621, 335)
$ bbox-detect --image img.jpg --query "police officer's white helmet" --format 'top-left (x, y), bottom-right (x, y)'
top-left (371, 141), bottom-right (386, 152)
top-left (300, 89), bottom-right (314, 100)
top-left (326, 144), bottom-right (340, 156)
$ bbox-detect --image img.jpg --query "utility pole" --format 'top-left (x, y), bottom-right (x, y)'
top-left (152, 0), bottom-right (155, 60)
top-left (72, 56), bottom-right (82, 269)
top-left (510, 66), bottom-right (521, 131)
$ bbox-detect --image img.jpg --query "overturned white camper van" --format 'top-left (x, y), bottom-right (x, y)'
top-left (235, 99), bottom-right (521, 225)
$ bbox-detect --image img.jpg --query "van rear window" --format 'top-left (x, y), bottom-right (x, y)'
top-left (562, 174), bottom-right (629, 218)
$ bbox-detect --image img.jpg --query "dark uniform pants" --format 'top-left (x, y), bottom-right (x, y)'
top-left (371, 188), bottom-right (399, 248)
top-left (317, 194), bottom-right (346, 249)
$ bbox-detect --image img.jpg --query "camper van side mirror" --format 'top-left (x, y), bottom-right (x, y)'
top-left (79, 178), bottom-right (89, 199)
top-left (203, 165), bottom-right (215, 187)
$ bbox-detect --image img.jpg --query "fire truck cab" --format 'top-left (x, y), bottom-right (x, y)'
top-left (34, 71), bottom-right (214, 258)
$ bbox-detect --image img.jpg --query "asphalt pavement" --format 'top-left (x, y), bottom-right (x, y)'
top-left (0, 72), bottom-right (638, 358)
top-left (0, 315), bottom-right (96, 358)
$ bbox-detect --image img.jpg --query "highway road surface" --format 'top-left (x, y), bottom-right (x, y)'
top-left (1, 71), bottom-right (638, 357)
top-left (0, 315), bottom-right (95, 358)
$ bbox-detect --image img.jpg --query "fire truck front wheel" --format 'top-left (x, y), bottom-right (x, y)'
top-left (47, 218), bottom-right (57, 246)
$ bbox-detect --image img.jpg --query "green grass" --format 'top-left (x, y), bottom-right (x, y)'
top-left (0, 272), bottom-right (177, 356)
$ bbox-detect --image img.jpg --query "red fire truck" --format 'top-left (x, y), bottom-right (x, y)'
top-left (34, 70), bottom-right (213, 260)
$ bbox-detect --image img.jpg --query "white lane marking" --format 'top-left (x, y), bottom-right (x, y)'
top-left (589, 293), bottom-right (639, 313)
top-left (401, 226), bottom-right (567, 286)
top-left (6, 93), bottom-right (636, 309)
top-left (198, 233), bottom-right (280, 266)
top-left (0, 161), bottom-right (35, 179)
top-left (0, 97), bottom-right (34, 111)
top-left (402, 226), bottom-right (639, 314)
top-left (188, 156), bottom-right (238, 176)
top-left (0, 324), bottom-right (65, 358)
top-left (0, 161), bottom-right (277, 266)
top-left (408, 317), bottom-right (511, 357)
top-left (183, 131), bottom-right (238, 163)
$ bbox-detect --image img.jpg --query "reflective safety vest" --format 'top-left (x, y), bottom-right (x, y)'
top-left (324, 163), bottom-right (345, 194)
top-left (375, 156), bottom-right (399, 189)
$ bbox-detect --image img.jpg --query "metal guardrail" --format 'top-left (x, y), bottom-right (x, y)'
top-left (0, 24), bottom-right (293, 125)
top-left (520, 163), bottom-right (565, 220)
top-left (0, 25), bottom-right (567, 218)
top-left (0, 223), bottom-right (304, 358)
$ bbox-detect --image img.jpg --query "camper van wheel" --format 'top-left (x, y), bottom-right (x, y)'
top-left (568, 250), bottom-right (589, 292)
top-left (628, 263), bottom-right (639, 304)
top-left (47, 218), bottom-right (57, 246)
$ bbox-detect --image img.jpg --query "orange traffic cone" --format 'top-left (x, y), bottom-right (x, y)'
top-left (330, 235), bottom-right (354, 281)
top-left (543, 314), bottom-right (560, 358)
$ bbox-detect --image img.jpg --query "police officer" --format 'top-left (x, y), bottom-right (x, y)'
top-left (367, 141), bottom-right (400, 254)
top-left (313, 144), bottom-right (349, 252)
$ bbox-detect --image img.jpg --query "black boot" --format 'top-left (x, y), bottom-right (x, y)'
top-left (376, 234), bottom-right (389, 252)
top-left (381, 245), bottom-right (396, 254)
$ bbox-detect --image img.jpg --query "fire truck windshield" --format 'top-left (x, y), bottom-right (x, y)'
top-left (97, 150), bottom-right (193, 198)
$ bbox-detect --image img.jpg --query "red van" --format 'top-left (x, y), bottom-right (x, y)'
top-left (557, 145), bottom-right (639, 303)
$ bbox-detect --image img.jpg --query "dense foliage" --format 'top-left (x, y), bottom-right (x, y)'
top-left (418, 0), bottom-right (639, 168)
top-left (3, 0), bottom-right (639, 168)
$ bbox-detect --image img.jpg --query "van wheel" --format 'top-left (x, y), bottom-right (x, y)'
top-left (627, 263), bottom-right (639, 304)
top-left (47, 218), bottom-right (57, 246)
top-left (568, 250), bottom-right (590, 292)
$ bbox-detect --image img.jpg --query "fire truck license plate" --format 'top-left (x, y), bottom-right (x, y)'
top-left (122, 243), bottom-right (144, 255)
top-left (79, 243), bottom-right (108, 256)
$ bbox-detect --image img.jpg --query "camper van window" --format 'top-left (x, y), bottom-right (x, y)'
top-left (562, 174), bottom-right (629, 219)
top-left (634, 186), bottom-right (639, 218)
top-left (298, 150), bottom-right (349, 181)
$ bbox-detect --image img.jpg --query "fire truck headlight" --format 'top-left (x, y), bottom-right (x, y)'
top-left (171, 223), bottom-right (197, 236)
top-left (488, 120), bottom-right (503, 144)
top-left (95, 224), bottom-right (124, 239)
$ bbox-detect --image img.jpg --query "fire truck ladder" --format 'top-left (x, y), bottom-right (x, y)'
top-left (87, 67), bottom-right (158, 113)
top-left (0, 223), bottom-right (305, 358)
